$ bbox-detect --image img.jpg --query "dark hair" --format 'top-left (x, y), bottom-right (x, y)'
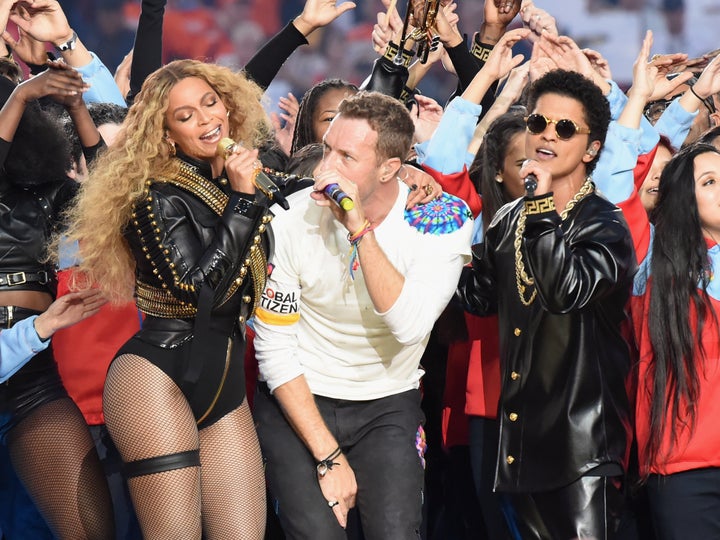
top-left (258, 140), bottom-right (289, 173)
top-left (291, 79), bottom-right (358, 154)
top-left (337, 91), bottom-right (414, 163)
top-left (0, 58), bottom-right (22, 84)
top-left (469, 110), bottom-right (526, 231)
top-left (1, 100), bottom-right (72, 186)
top-left (288, 143), bottom-right (324, 178)
top-left (62, 102), bottom-right (129, 171)
top-left (645, 142), bottom-right (720, 469)
top-left (88, 102), bottom-right (128, 127)
top-left (698, 124), bottom-right (720, 147)
top-left (525, 69), bottom-right (610, 174)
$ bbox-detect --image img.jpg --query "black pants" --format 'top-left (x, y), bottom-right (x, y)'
top-left (508, 474), bottom-right (625, 540)
top-left (646, 467), bottom-right (720, 540)
top-left (255, 384), bottom-right (425, 540)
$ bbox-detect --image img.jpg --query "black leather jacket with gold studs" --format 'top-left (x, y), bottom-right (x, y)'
top-left (126, 152), bottom-right (274, 348)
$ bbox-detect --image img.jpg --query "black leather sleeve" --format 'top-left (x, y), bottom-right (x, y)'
top-left (244, 22), bottom-right (308, 91)
top-left (454, 242), bottom-right (498, 316)
top-left (127, 0), bottom-right (166, 106)
top-left (523, 197), bottom-right (637, 314)
top-left (131, 185), bottom-right (269, 308)
top-left (360, 42), bottom-right (414, 100)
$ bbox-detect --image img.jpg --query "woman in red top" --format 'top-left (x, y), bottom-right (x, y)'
top-left (632, 143), bottom-right (720, 539)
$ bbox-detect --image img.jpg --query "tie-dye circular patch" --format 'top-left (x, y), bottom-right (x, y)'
top-left (404, 193), bottom-right (472, 235)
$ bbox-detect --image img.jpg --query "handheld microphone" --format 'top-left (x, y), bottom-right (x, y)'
top-left (323, 183), bottom-right (354, 211)
top-left (523, 174), bottom-right (538, 197)
top-left (521, 160), bottom-right (538, 197)
top-left (217, 137), bottom-right (289, 210)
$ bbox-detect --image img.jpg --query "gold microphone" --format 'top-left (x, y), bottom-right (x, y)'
top-left (217, 137), bottom-right (289, 210)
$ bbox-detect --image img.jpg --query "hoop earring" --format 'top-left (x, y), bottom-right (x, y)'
top-left (165, 139), bottom-right (176, 157)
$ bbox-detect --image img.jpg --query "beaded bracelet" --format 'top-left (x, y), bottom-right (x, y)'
top-left (347, 219), bottom-right (375, 280)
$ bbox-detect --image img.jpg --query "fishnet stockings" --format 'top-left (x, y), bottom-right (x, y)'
top-left (104, 353), bottom-right (266, 540)
top-left (200, 400), bottom-right (266, 540)
top-left (6, 397), bottom-right (115, 540)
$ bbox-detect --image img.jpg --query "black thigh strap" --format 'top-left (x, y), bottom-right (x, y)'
top-left (123, 449), bottom-right (200, 479)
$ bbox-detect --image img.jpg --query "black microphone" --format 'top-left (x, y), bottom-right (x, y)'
top-left (217, 138), bottom-right (289, 210)
top-left (323, 183), bottom-right (354, 211)
top-left (524, 174), bottom-right (538, 197)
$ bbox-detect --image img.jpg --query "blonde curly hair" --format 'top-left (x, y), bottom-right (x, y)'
top-left (62, 59), bottom-right (272, 303)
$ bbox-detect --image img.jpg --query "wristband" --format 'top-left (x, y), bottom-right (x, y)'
top-left (689, 85), bottom-right (705, 103)
top-left (525, 195), bottom-right (555, 215)
top-left (470, 38), bottom-right (494, 64)
top-left (54, 30), bottom-right (78, 52)
top-left (316, 447), bottom-right (342, 477)
top-left (347, 220), bottom-right (375, 280)
top-left (383, 41), bottom-right (414, 68)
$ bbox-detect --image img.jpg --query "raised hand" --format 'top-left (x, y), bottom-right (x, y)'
top-left (294, 0), bottom-right (357, 37)
top-left (484, 0), bottom-right (522, 28)
top-left (537, 32), bottom-right (610, 93)
top-left (528, 39), bottom-right (556, 82)
top-left (582, 48), bottom-right (612, 80)
top-left (2, 26), bottom-right (49, 66)
top-left (15, 59), bottom-right (88, 104)
top-left (434, 1), bottom-right (462, 48)
top-left (114, 50), bottom-right (133, 100)
top-left (482, 27), bottom-right (530, 82)
top-left (9, 0), bottom-right (72, 46)
top-left (691, 52), bottom-right (720, 104)
top-left (409, 94), bottom-right (443, 144)
top-left (270, 92), bottom-right (299, 156)
top-left (628, 30), bottom-right (658, 104)
top-left (371, 0), bottom-right (404, 55)
top-left (519, 0), bottom-right (557, 42)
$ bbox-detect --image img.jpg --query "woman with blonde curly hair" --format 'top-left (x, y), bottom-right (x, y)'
top-left (64, 59), bottom-right (276, 539)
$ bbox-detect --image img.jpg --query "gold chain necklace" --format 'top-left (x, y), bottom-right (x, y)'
top-left (514, 178), bottom-right (595, 306)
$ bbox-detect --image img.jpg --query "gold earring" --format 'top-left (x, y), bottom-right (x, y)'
top-left (165, 139), bottom-right (176, 157)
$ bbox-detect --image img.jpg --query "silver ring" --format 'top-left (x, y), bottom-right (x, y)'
top-left (328, 500), bottom-right (339, 508)
top-left (535, 14), bottom-right (541, 21)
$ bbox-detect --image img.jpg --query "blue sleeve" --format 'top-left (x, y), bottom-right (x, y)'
top-left (653, 98), bottom-right (696, 149)
top-left (414, 96), bottom-right (481, 174)
top-left (638, 114), bottom-right (661, 155)
top-left (593, 121), bottom-right (641, 204)
top-left (76, 52), bottom-right (126, 106)
top-left (605, 79), bottom-right (628, 121)
top-left (606, 79), bottom-right (660, 154)
top-left (0, 317), bottom-right (48, 383)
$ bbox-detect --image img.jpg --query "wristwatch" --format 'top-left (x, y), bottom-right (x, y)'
top-left (54, 31), bottom-right (78, 52)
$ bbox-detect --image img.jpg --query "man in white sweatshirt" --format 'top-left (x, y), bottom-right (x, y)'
top-left (253, 91), bottom-right (473, 539)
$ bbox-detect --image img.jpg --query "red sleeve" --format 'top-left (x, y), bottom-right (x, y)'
top-left (618, 190), bottom-right (651, 263)
top-left (421, 164), bottom-right (482, 218)
top-left (634, 144), bottom-right (658, 192)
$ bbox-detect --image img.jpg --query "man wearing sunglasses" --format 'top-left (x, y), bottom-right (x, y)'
top-left (457, 69), bottom-right (637, 539)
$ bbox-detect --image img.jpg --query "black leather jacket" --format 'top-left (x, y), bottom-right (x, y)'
top-left (126, 153), bottom-right (274, 348)
top-left (0, 176), bottom-right (77, 295)
top-left (456, 190), bottom-right (637, 492)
